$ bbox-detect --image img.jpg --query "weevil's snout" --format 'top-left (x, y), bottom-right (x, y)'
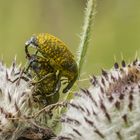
top-left (25, 36), bottom-right (38, 48)
top-left (25, 36), bottom-right (38, 58)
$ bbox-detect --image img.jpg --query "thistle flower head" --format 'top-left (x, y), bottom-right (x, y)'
top-left (56, 59), bottom-right (140, 140)
top-left (0, 59), bottom-right (34, 139)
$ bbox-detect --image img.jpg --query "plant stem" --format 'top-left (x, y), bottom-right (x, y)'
top-left (77, 0), bottom-right (97, 78)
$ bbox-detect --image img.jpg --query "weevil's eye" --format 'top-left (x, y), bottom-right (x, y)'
top-left (31, 62), bottom-right (41, 72)
top-left (25, 36), bottom-right (38, 47)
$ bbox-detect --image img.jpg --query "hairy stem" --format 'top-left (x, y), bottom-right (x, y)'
top-left (77, 0), bottom-right (97, 78)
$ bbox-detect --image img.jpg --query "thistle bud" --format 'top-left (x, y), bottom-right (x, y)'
top-left (56, 60), bottom-right (140, 140)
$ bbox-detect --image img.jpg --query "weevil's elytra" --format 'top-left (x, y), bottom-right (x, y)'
top-left (25, 33), bottom-right (78, 93)
top-left (36, 34), bottom-right (74, 67)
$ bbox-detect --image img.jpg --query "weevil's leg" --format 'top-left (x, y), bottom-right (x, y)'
top-left (24, 53), bottom-right (40, 74)
top-left (59, 78), bottom-right (68, 86)
top-left (31, 73), bottom-right (54, 85)
top-left (13, 60), bottom-right (32, 77)
top-left (55, 79), bottom-right (61, 93)
top-left (44, 79), bottom-right (61, 97)
top-left (13, 69), bottom-right (31, 79)
top-left (62, 81), bottom-right (68, 85)
top-left (25, 41), bottom-right (38, 58)
top-left (26, 58), bottom-right (44, 79)
top-left (25, 44), bottom-right (31, 58)
top-left (17, 68), bottom-right (29, 84)
top-left (62, 76), bottom-right (77, 93)
top-left (10, 49), bottom-right (39, 83)
top-left (47, 70), bottom-right (62, 95)
top-left (53, 71), bottom-right (62, 93)
top-left (8, 68), bottom-right (30, 83)
top-left (24, 60), bottom-right (34, 73)
top-left (60, 78), bottom-right (68, 81)
top-left (35, 50), bottom-right (38, 55)
top-left (14, 66), bottom-right (30, 76)
top-left (8, 76), bottom-right (30, 83)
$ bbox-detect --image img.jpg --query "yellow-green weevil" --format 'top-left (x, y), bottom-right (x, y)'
top-left (26, 54), bottom-right (61, 105)
top-left (25, 33), bottom-right (78, 93)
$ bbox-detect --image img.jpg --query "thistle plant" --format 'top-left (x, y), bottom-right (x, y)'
top-left (0, 60), bottom-right (56, 140)
top-left (0, 0), bottom-right (139, 140)
top-left (54, 0), bottom-right (140, 139)
top-left (0, 59), bottom-right (33, 139)
top-left (56, 59), bottom-right (140, 140)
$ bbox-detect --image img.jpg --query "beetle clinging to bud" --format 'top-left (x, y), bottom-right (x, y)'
top-left (25, 33), bottom-right (78, 93)
top-left (26, 54), bottom-right (61, 105)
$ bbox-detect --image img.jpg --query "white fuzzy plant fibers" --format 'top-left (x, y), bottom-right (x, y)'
top-left (56, 59), bottom-right (140, 140)
top-left (0, 60), bottom-right (33, 140)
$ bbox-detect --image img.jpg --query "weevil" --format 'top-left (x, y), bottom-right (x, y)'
top-left (26, 54), bottom-right (61, 105)
top-left (25, 33), bottom-right (78, 93)
top-left (8, 54), bottom-right (60, 105)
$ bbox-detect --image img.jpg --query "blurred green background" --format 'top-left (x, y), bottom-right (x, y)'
top-left (0, 0), bottom-right (140, 79)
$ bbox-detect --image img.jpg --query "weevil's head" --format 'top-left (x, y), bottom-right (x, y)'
top-left (25, 36), bottom-right (38, 48)
top-left (25, 33), bottom-right (48, 55)
top-left (25, 36), bottom-right (39, 58)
